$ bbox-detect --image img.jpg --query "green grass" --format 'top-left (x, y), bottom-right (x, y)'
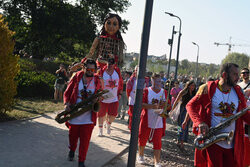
top-left (0, 98), bottom-right (64, 122)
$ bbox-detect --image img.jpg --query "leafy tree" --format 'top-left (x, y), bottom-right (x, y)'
top-left (0, 0), bottom-right (131, 60)
top-left (222, 52), bottom-right (249, 70)
top-left (0, 15), bottom-right (20, 112)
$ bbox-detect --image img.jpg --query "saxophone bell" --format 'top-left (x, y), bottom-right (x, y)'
top-left (194, 106), bottom-right (249, 150)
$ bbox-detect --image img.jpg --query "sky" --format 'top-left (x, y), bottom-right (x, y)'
top-left (119, 0), bottom-right (250, 65)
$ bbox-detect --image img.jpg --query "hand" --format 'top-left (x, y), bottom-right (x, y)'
top-left (151, 103), bottom-right (159, 109)
top-left (154, 109), bottom-right (163, 114)
top-left (64, 103), bottom-right (71, 112)
top-left (118, 94), bottom-right (122, 100)
top-left (198, 122), bottom-right (209, 135)
top-left (182, 121), bottom-right (187, 129)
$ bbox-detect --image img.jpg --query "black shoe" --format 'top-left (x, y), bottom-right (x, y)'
top-left (78, 161), bottom-right (85, 167)
top-left (68, 150), bottom-right (74, 161)
top-left (116, 114), bottom-right (121, 118)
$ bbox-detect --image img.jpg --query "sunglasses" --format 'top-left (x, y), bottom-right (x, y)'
top-left (86, 68), bottom-right (95, 72)
top-left (241, 72), bottom-right (249, 74)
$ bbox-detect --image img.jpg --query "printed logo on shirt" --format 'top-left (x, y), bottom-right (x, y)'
top-left (106, 79), bottom-right (117, 88)
top-left (214, 102), bottom-right (236, 118)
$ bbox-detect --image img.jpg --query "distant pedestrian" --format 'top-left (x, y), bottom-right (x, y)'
top-left (54, 64), bottom-right (68, 102)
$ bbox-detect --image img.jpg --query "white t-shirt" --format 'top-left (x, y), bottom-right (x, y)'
top-left (211, 87), bottom-right (239, 149)
top-left (69, 78), bottom-right (95, 125)
top-left (128, 79), bottom-right (136, 105)
top-left (238, 81), bottom-right (250, 90)
top-left (147, 87), bottom-right (165, 129)
top-left (102, 70), bottom-right (119, 103)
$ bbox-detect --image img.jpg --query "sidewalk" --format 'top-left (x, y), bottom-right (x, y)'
top-left (0, 112), bottom-right (131, 167)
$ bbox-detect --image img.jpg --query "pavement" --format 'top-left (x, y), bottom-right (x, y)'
top-left (0, 112), bottom-right (131, 167)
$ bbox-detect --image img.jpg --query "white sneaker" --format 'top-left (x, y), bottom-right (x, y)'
top-left (155, 163), bottom-right (162, 167)
top-left (137, 156), bottom-right (145, 164)
top-left (98, 128), bottom-right (103, 137)
top-left (107, 124), bottom-right (111, 135)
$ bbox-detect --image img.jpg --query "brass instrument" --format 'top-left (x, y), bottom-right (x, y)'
top-left (55, 89), bottom-right (109, 124)
top-left (194, 106), bottom-right (249, 150)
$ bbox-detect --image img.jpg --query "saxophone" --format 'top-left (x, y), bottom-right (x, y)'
top-left (55, 89), bottom-right (109, 124)
top-left (194, 106), bottom-right (249, 150)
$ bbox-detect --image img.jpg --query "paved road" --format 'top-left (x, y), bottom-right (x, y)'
top-left (0, 113), bottom-right (130, 167)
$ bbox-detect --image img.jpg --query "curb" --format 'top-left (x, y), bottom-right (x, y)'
top-left (102, 146), bottom-right (129, 167)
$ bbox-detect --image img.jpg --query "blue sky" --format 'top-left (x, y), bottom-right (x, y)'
top-left (119, 0), bottom-right (250, 65)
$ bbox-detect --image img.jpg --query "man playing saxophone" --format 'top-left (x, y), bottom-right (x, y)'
top-left (63, 58), bottom-right (103, 167)
top-left (186, 63), bottom-right (250, 167)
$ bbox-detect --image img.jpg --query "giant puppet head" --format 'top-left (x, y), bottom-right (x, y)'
top-left (101, 13), bottom-right (122, 37)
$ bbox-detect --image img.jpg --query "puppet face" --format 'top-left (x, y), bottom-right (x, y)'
top-left (104, 17), bottom-right (120, 35)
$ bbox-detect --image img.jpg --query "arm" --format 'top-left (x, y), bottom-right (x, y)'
top-left (63, 73), bottom-right (77, 105)
top-left (85, 37), bottom-right (99, 59)
top-left (126, 77), bottom-right (133, 98)
top-left (172, 89), bottom-right (186, 110)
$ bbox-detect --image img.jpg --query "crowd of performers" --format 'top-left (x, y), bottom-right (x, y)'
top-left (61, 13), bottom-right (250, 167)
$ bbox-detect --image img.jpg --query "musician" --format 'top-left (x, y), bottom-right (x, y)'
top-left (71, 13), bottom-right (125, 71)
top-left (186, 63), bottom-right (250, 167)
top-left (126, 66), bottom-right (149, 130)
top-left (137, 73), bottom-right (171, 167)
top-left (63, 58), bottom-right (102, 167)
top-left (97, 56), bottom-right (123, 136)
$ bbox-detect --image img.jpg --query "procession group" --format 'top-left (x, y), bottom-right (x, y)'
top-left (58, 13), bottom-right (250, 167)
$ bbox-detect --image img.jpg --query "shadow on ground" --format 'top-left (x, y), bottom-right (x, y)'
top-left (0, 116), bottom-right (126, 167)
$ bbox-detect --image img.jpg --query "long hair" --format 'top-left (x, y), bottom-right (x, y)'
top-left (100, 13), bottom-right (124, 41)
top-left (182, 80), bottom-right (196, 95)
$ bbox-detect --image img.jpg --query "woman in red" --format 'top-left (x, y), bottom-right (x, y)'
top-left (64, 58), bottom-right (102, 167)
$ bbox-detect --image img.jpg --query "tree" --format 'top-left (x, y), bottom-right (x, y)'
top-left (222, 52), bottom-right (249, 70)
top-left (0, 15), bottom-right (20, 112)
top-left (0, 0), bottom-right (131, 59)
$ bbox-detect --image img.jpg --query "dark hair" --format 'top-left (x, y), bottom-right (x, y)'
top-left (84, 58), bottom-right (97, 69)
top-left (183, 80), bottom-right (196, 92)
top-left (151, 73), bottom-right (161, 79)
top-left (100, 13), bottom-right (123, 41)
top-left (241, 67), bottom-right (249, 73)
top-left (220, 63), bottom-right (239, 77)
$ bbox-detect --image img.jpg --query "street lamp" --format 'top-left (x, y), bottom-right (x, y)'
top-left (192, 42), bottom-right (199, 78)
top-left (165, 12), bottom-right (182, 80)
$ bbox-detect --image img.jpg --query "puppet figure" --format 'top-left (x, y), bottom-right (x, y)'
top-left (72, 13), bottom-right (125, 71)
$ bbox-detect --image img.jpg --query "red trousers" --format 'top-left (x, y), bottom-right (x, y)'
top-left (128, 105), bottom-right (134, 130)
top-left (196, 144), bottom-right (236, 167)
top-left (244, 136), bottom-right (250, 166)
top-left (138, 127), bottom-right (163, 150)
top-left (68, 124), bottom-right (94, 162)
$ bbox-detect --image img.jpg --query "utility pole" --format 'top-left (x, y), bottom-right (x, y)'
top-left (127, 0), bottom-right (154, 166)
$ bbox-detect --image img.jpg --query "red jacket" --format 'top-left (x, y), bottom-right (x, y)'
top-left (98, 65), bottom-right (123, 96)
top-left (63, 71), bottom-right (102, 125)
top-left (139, 87), bottom-right (171, 138)
top-left (126, 73), bottom-right (150, 99)
top-left (186, 80), bottom-right (250, 167)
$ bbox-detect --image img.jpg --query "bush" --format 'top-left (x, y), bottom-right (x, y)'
top-left (0, 15), bottom-right (20, 112)
top-left (17, 71), bottom-right (56, 98)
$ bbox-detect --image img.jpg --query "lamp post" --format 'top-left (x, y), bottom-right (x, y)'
top-left (192, 42), bottom-right (199, 78)
top-left (165, 12), bottom-right (182, 80)
top-left (167, 25), bottom-right (176, 79)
